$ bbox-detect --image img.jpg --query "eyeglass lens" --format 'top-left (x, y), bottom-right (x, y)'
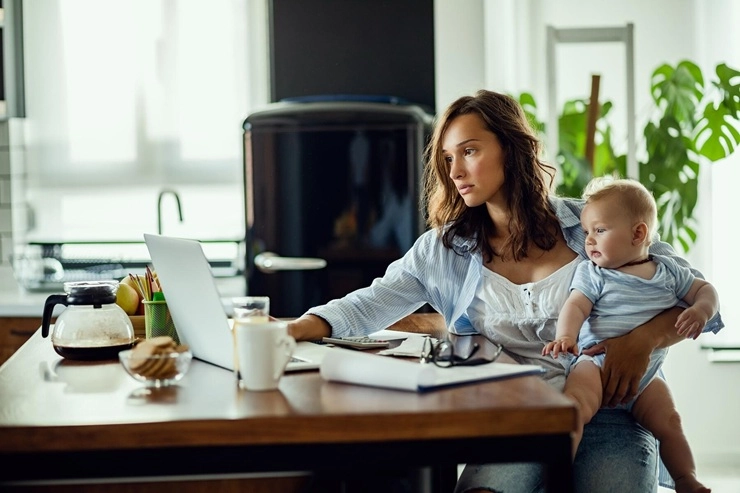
top-left (421, 336), bottom-right (502, 367)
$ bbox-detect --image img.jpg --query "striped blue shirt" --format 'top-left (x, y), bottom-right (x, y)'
top-left (570, 254), bottom-right (702, 400)
top-left (574, 255), bottom-right (697, 350)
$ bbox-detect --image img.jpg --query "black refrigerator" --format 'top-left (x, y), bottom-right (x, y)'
top-left (242, 99), bottom-right (433, 317)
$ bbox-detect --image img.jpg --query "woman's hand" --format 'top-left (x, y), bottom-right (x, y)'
top-left (582, 306), bottom-right (685, 407)
top-left (286, 314), bottom-right (332, 341)
top-left (582, 331), bottom-right (652, 407)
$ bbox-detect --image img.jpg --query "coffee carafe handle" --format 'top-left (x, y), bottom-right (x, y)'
top-left (42, 294), bottom-right (69, 338)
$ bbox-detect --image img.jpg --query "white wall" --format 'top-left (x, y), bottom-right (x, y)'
top-left (434, 0), bottom-right (740, 470)
top-left (433, 0), bottom-right (486, 109)
top-left (701, 1), bottom-right (740, 348)
top-left (669, 0), bottom-right (740, 468)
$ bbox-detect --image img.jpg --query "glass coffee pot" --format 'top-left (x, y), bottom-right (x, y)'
top-left (42, 280), bottom-right (136, 360)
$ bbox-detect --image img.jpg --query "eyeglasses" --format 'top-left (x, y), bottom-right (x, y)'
top-left (420, 336), bottom-right (502, 368)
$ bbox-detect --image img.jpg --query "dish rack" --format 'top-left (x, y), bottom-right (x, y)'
top-left (12, 257), bottom-right (132, 292)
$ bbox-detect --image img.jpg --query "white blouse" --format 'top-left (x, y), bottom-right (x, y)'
top-left (466, 256), bottom-right (582, 389)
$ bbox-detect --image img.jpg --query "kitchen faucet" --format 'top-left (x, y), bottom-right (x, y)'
top-left (157, 189), bottom-right (184, 235)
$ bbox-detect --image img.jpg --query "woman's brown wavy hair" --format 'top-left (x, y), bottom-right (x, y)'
top-left (422, 89), bottom-right (559, 262)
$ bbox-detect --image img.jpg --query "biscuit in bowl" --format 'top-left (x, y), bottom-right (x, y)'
top-left (119, 336), bottom-right (192, 387)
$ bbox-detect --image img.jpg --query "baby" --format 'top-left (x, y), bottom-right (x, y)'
top-left (543, 177), bottom-right (718, 493)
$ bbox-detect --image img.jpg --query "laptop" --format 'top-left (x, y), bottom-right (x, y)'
top-left (143, 233), bottom-right (330, 372)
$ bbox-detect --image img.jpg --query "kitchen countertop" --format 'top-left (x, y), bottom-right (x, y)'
top-left (0, 266), bottom-right (247, 318)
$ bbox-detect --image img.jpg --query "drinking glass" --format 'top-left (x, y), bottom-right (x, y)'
top-left (231, 296), bottom-right (270, 323)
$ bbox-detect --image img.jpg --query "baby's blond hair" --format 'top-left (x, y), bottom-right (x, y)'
top-left (583, 176), bottom-right (658, 245)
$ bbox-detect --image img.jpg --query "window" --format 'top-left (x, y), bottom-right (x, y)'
top-left (708, 155), bottom-right (740, 346)
top-left (21, 0), bottom-right (261, 241)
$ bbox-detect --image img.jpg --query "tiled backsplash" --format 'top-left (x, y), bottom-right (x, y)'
top-left (0, 119), bottom-right (27, 266)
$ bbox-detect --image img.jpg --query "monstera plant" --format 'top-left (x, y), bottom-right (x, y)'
top-left (518, 60), bottom-right (740, 252)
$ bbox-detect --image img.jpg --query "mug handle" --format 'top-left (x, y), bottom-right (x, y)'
top-left (274, 335), bottom-right (297, 380)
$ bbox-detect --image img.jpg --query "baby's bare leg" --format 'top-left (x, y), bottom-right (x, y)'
top-left (631, 378), bottom-right (710, 493)
top-left (562, 361), bottom-right (603, 458)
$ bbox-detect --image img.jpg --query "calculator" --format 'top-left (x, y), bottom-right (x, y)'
top-left (321, 336), bottom-right (390, 350)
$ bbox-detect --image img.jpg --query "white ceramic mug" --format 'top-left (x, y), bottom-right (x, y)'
top-left (230, 296), bottom-right (270, 382)
top-left (235, 320), bottom-right (296, 391)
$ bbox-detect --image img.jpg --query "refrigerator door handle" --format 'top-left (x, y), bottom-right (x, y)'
top-left (254, 252), bottom-right (327, 273)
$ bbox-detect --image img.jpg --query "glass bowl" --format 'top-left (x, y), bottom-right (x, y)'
top-left (119, 348), bottom-right (192, 387)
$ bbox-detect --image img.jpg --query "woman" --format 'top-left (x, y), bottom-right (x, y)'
top-left (288, 90), bottom-right (722, 492)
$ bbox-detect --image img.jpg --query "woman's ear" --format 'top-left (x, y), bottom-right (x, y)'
top-left (632, 222), bottom-right (649, 245)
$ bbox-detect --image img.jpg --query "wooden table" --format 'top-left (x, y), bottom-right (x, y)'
top-left (0, 315), bottom-right (576, 492)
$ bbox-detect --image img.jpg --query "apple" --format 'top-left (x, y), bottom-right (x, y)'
top-left (116, 282), bottom-right (141, 315)
top-left (120, 274), bottom-right (143, 295)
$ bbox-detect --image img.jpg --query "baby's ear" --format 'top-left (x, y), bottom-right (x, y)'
top-left (632, 222), bottom-right (649, 245)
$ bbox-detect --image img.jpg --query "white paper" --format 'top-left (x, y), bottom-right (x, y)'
top-left (377, 336), bottom-right (436, 357)
top-left (319, 348), bottom-right (545, 392)
top-left (367, 329), bottom-right (417, 341)
top-left (320, 347), bottom-right (434, 391)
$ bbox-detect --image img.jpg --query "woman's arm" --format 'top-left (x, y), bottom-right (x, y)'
top-left (287, 314), bottom-right (332, 341)
top-left (582, 306), bottom-right (685, 407)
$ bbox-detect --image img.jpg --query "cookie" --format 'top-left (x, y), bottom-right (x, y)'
top-left (128, 336), bottom-right (186, 380)
top-left (147, 336), bottom-right (177, 351)
top-left (128, 340), bottom-right (160, 372)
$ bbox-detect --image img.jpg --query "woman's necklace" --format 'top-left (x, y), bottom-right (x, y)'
top-left (619, 255), bottom-right (653, 268)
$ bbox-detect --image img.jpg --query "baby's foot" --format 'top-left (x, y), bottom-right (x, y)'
top-left (674, 475), bottom-right (711, 493)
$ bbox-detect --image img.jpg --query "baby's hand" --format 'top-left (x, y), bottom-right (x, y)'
top-left (675, 307), bottom-right (707, 340)
top-left (542, 337), bottom-right (578, 358)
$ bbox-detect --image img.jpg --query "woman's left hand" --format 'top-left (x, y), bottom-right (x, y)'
top-left (582, 331), bottom-right (651, 407)
top-left (582, 306), bottom-right (685, 407)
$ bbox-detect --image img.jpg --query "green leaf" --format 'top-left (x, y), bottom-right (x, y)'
top-left (694, 103), bottom-right (740, 161)
top-left (654, 187), bottom-right (696, 250)
top-left (600, 100), bottom-right (613, 119)
top-left (514, 92), bottom-right (545, 135)
top-left (675, 219), bottom-right (698, 254)
top-left (556, 150), bottom-right (592, 198)
top-left (651, 61), bottom-right (704, 127)
top-left (714, 63), bottom-right (740, 115)
top-left (644, 116), bottom-right (691, 176)
top-left (559, 99), bottom-right (589, 155)
top-left (679, 171), bottom-right (699, 218)
top-left (612, 153), bottom-right (627, 178)
top-left (592, 126), bottom-right (621, 177)
top-left (650, 63), bottom-right (674, 104)
top-left (518, 92), bottom-right (537, 109)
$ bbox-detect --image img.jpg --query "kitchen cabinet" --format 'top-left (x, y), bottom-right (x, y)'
top-left (0, 317), bottom-right (39, 366)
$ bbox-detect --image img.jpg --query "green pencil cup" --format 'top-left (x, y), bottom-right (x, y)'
top-left (143, 300), bottom-right (180, 344)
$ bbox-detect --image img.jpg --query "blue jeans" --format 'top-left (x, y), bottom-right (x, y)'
top-left (455, 409), bottom-right (658, 493)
